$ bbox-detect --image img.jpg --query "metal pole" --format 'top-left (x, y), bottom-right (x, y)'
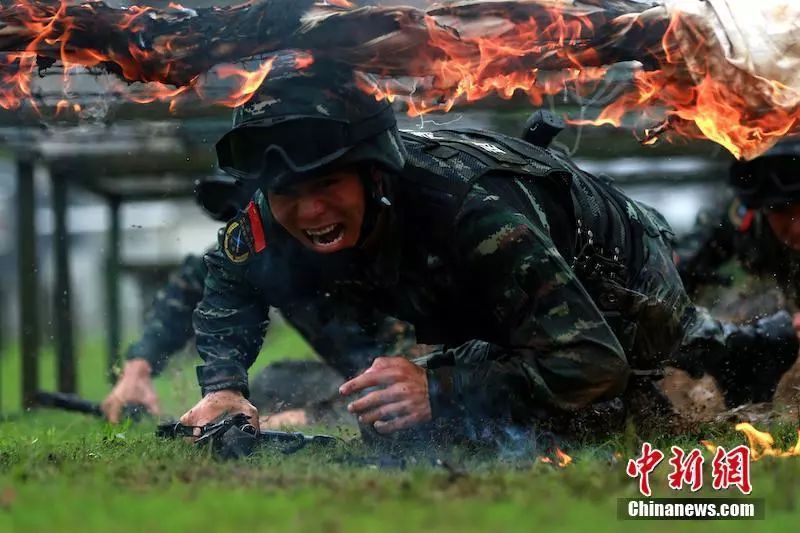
top-left (0, 282), bottom-right (4, 415)
top-left (106, 196), bottom-right (122, 381)
top-left (17, 159), bottom-right (39, 408)
top-left (51, 169), bottom-right (76, 393)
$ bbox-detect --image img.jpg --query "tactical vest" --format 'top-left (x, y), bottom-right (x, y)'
top-left (397, 128), bottom-right (651, 287)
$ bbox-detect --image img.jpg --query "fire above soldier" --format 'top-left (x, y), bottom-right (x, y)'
top-left (179, 56), bottom-right (798, 444)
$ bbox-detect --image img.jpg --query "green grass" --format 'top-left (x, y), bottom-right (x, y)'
top-left (0, 321), bottom-right (316, 415)
top-left (1, 326), bottom-right (800, 531)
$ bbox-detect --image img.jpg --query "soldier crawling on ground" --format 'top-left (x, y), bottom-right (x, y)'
top-left (173, 55), bottom-right (798, 444)
top-left (676, 139), bottom-right (800, 310)
top-left (101, 175), bottom-right (419, 428)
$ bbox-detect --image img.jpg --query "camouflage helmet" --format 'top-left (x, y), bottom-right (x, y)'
top-left (729, 138), bottom-right (800, 209)
top-left (216, 53), bottom-right (405, 190)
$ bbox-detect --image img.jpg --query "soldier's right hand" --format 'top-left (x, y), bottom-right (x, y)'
top-left (179, 390), bottom-right (259, 438)
top-left (101, 358), bottom-right (161, 423)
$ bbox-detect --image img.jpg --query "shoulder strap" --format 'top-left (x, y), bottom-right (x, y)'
top-left (400, 129), bottom-right (571, 206)
top-left (397, 129), bottom-right (574, 242)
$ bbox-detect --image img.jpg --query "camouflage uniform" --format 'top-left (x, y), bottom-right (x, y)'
top-left (196, 56), bottom-right (797, 440)
top-left (125, 253), bottom-right (207, 376)
top-left (196, 127), bottom-right (798, 439)
top-left (124, 249), bottom-right (413, 415)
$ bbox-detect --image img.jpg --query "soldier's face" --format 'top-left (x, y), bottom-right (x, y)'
top-left (268, 169), bottom-right (365, 253)
top-left (766, 203), bottom-right (800, 251)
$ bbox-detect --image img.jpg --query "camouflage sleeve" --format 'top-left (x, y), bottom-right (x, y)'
top-left (124, 253), bottom-right (208, 376)
top-left (673, 199), bottom-right (737, 293)
top-left (193, 247), bottom-right (271, 397)
top-left (424, 188), bottom-right (629, 425)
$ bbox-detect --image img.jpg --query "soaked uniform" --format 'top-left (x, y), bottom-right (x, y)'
top-left (195, 129), bottom-right (798, 437)
top-left (125, 254), bottom-right (208, 375)
top-left (124, 250), bottom-right (414, 414)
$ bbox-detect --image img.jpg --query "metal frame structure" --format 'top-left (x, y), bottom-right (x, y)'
top-left (2, 119), bottom-right (226, 408)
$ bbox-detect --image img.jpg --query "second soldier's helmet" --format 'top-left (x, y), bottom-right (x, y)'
top-left (194, 174), bottom-right (260, 222)
top-left (215, 54), bottom-right (405, 190)
top-left (729, 139), bottom-right (800, 209)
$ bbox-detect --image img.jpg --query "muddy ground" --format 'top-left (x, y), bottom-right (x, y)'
top-left (661, 277), bottom-right (800, 425)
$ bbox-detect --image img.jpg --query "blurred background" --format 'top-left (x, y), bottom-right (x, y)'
top-left (0, 0), bottom-right (733, 414)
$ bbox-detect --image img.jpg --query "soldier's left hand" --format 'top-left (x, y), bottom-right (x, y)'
top-left (339, 357), bottom-right (432, 434)
top-left (101, 359), bottom-right (161, 423)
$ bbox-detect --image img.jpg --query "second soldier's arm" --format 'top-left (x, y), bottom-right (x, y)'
top-left (102, 253), bottom-right (209, 422)
top-left (124, 253), bottom-right (208, 375)
top-left (424, 189), bottom-right (630, 424)
top-left (179, 246), bottom-right (270, 431)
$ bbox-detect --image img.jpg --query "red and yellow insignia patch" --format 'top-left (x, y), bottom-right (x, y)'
top-left (222, 200), bottom-right (268, 264)
top-left (223, 218), bottom-right (252, 264)
top-left (728, 198), bottom-right (754, 233)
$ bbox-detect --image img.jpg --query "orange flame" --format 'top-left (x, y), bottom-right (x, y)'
top-left (703, 423), bottom-right (800, 461)
top-left (367, 10), bottom-right (609, 117)
top-left (294, 53), bottom-right (315, 70)
top-left (539, 447), bottom-right (572, 468)
top-left (326, 0), bottom-right (354, 7)
top-left (54, 99), bottom-right (69, 115)
top-left (555, 447), bottom-right (573, 467)
top-left (0, 1), bottom-right (291, 114)
top-left (571, 11), bottom-right (800, 159)
top-left (359, 5), bottom-right (800, 159)
top-left (214, 57), bottom-right (276, 108)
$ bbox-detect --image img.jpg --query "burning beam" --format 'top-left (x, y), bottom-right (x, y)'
top-left (0, 1), bottom-right (660, 87)
top-left (1, 1), bottom-right (799, 158)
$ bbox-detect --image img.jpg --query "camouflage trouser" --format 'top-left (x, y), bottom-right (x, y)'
top-left (599, 206), bottom-right (797, 435)
top-left (572, 206), bottom-right (693, 436)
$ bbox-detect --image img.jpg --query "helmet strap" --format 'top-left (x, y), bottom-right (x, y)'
top-left (357, 166), bottom-right (393, 250)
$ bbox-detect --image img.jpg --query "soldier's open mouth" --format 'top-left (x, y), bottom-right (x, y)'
top-left (303, 223), bottom-right (345, 248)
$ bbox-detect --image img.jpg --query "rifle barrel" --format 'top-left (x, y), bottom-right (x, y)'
top-left (33, 391), bottom-right (103, 417)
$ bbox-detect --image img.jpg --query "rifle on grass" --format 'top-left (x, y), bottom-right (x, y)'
top-left (156, 413), bottom-right (337, 459)
top-left (33, 390), bottom-right (148, 421)
top-left (34, 390), bottom-right (337, 458)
